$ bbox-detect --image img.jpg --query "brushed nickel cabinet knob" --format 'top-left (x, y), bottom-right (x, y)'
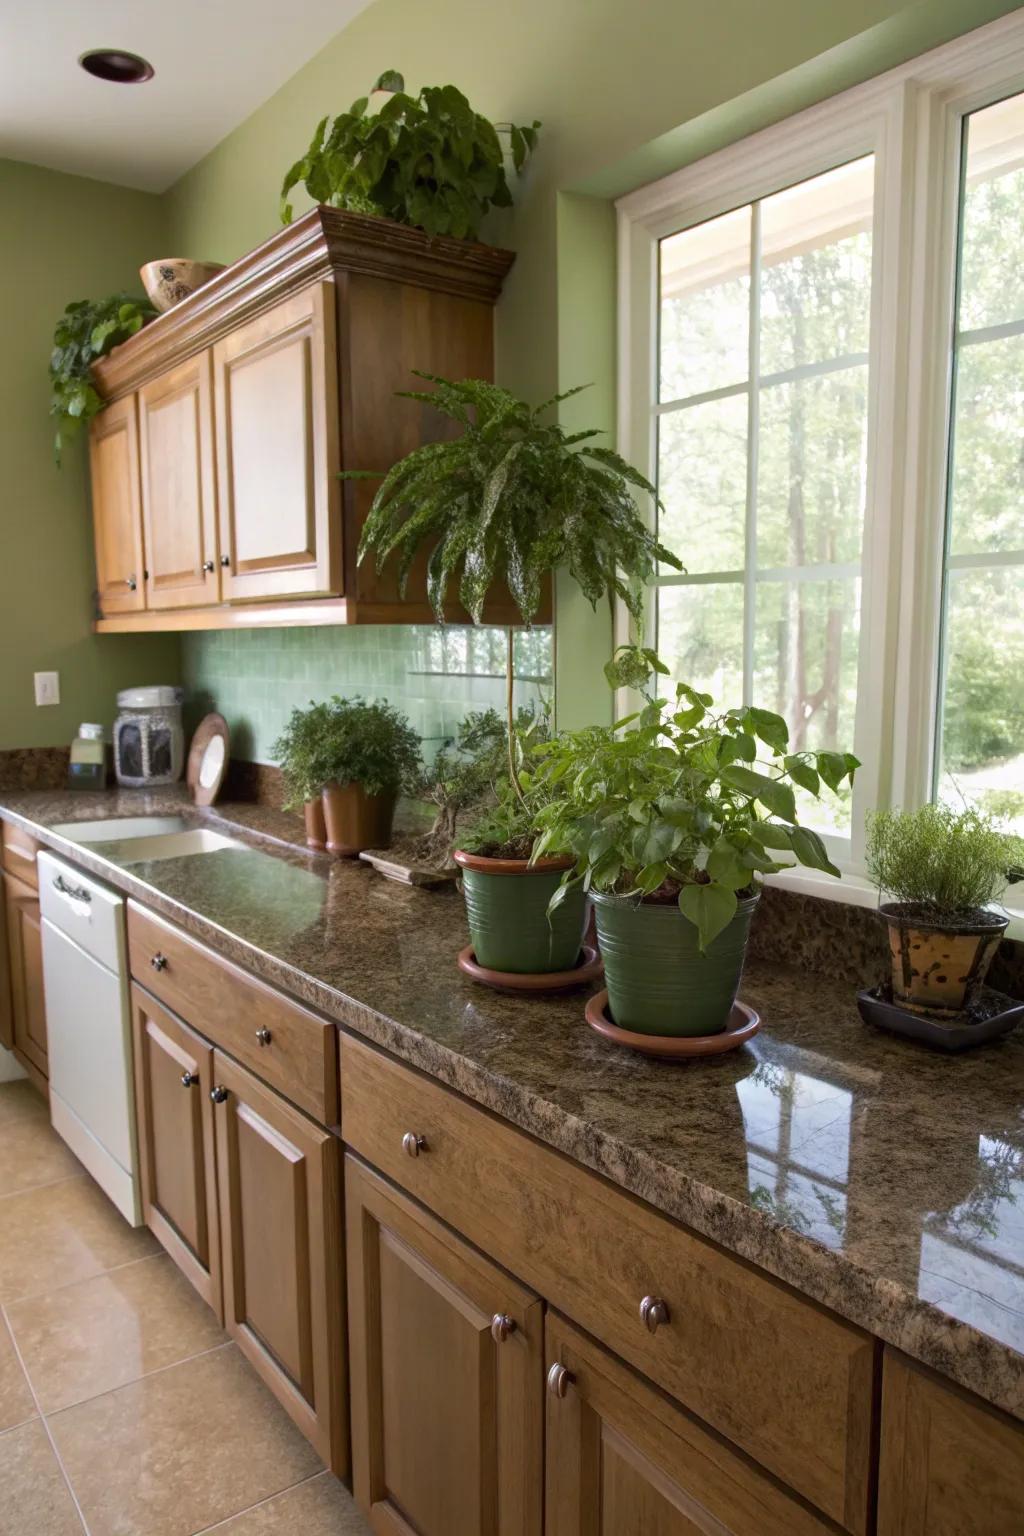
top-left (402, 1132), bottom-right (426, 1158)
top-left (547, 1362), bottom-right (574, 1399)
top-left (255, 1027), bottom-right (272, 1047)
top-left (127, 574), bottom-right (137, 591)
top-left (639, 1295), bottom-right (670, 1333)
top-left (490, 1313), bottom-right (516, 1344)
top-left (202, 559), bottom-right (215, 573)
top-left (210, 1085), bottom-right (229, 1104)
top-left (220, 554), bottom-right (231, 567)
top-left (151, 953), bottom-right (168, 972)
top-left (181, 1071), bottom-right (198, 1089)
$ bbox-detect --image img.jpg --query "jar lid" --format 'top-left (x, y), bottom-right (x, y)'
top-left (116, 686), bottom-right (184, 709)
top-left (79, 723), bottom-right (105, 739)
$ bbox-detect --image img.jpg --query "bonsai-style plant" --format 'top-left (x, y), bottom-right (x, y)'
top-left (354, 374), bottom-right (680, 980)
top-left (271, 700), bottom-right (337, 850)
top-left (49, 293), bottom-right (155, 463)
top-left (524, 654), bottom-right (858, 1035)
top-left (288, 696), bottom-right (421, 857)
top-left (865, 802), bottom-right (1024, 1014)
top-left (281, 72), bottom-right (540, 240)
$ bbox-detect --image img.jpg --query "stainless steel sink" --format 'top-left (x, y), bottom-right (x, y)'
top-left (50, 816), bottom-right (244, 862)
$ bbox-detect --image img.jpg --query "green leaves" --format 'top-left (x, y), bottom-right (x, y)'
top-left (48, 293), bottom-right (155, 465)
top-left (677, 882), bottom-right (738, 950)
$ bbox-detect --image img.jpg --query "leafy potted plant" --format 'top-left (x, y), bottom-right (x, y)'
top-left (315, 697), bottom-right (421, 856)
top-left (865, 803), bottom-right (1024, 1014)
top-left (528, 655), bottom-right (858, 1035)
top-left (271, 700), bottom-right (336, 849)
top-left (353, 374), bottom-right (679, 979)
top-left (281, 72), bottom-right (540, 240)
top-left (49, 293), bottom-right (155, 463)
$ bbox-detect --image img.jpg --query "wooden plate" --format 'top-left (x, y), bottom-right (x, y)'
top-left (585, 990), bottom-right (760, 1057)
top-left (458, 943), bottom-right (603, 994)
top-left (186, 713), bottom-right (229, 806)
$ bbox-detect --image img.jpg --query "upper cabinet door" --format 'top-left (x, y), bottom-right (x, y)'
top-left (213, 283), bottom-right (342, 603)
top-left (89, 394), bottom-right (146, 614)
top-left (138, 353), bottom-right (218, 609)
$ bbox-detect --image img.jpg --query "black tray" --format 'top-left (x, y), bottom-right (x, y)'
top-left (857, 985), bottom-right (1024, 1052)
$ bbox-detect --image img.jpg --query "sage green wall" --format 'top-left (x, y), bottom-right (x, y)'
top-left (164, 0), bottom-right (1017, 744)
top-left (0, 159), bottom-right (181, 751)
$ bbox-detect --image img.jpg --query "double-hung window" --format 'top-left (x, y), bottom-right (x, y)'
top-left (618, 12), bottom-right (1024, 911)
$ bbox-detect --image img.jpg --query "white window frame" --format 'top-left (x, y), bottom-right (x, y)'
top-left (616, 11), bottom-right (1024, 929)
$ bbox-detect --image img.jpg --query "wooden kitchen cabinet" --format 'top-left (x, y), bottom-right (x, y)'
top-left (131, 986), bottom-right (221, 1316)
top-left (346, 1153), bottom-right (544, 1536)
top-left (3, 870), bottom-right (47, 1090)
top-left (88, 393), bottom-right (146, 614)
top-left (212, 1050), bottom-right (347, 1473)
top-left (545, 1312), bottom-right (833, 1536)
top-left (138, 351), bottom-right (219, 609)
top-left (878, 1349), bottom-right (1024, 1535)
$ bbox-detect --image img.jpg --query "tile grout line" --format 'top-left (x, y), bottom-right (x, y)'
top-left (188, 1470), bottom-right (330, 1535)
top-left (1, 1300), bottom-right (93, 1536)
top-left (2, 1245), bottom-right (168, 1310)
top-left (0, 1170), bottom-right (89, 1205)
top-left (40, 1340), bottom-right (235, 1422)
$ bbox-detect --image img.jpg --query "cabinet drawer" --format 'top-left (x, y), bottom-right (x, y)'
top-left (128, 902), bottom-right (337, 1124)
top-left (340, 1034), bottom-right (875, 1531)
top-left (2, 822), bottom-right (40, 890)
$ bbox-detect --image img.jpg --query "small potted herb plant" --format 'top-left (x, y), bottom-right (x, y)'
top-left (314, 697), bottom-right (421, 856)
top-left (528, 654), bottom-right (858, 1035)
top-left (272, 700), bottom-right (336, 849)
top-left (866, 803), bottom-right (1024, 1014)
top-left (353, 375), bottom-right (679, 979)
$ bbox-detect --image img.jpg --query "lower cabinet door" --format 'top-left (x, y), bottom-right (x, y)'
top-left (131, 986), bottom-right (221, 1316)
top-left (4, 871), bottom-right (47, 1083)
top-left (346, 1153), bottom-right (544, 1536)
top-left (545, 1312), bottom-right (833, 1536)
top-left (212, 1050), bottom-right (347, 1473)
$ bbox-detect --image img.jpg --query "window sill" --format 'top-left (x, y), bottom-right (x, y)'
top-left (764, 867), bottom-right (1024, 942)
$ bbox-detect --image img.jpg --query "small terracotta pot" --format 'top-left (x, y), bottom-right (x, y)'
top-left (453, 851), bottom-right (588, 975)
top-left (880, 902), bottom-right (1008, 1014)
top-left (321, 782), bottom-right (397, 857)
top-left (303, 798), bottom-right (327, 851)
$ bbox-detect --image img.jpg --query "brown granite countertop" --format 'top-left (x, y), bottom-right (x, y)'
top-left (4, 787), bottom-right (1023, 1420)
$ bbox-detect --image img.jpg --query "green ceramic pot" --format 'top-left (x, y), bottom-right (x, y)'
top-left (592, 889), bottom-right (760, 1036)
top-left (454, 851), bottom-right (587, 975)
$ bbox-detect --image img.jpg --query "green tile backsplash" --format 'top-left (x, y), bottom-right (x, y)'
top-left (182, 626), bottom-right (553, 766)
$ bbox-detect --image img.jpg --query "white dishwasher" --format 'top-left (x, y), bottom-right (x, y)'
top-left (38, 851), bottom-right (142, 1224)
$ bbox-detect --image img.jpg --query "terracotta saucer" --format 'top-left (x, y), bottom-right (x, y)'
top-left (585, 990), bottom-right (760, 1058)
top-left (458, 943), bottom-right (603, 994)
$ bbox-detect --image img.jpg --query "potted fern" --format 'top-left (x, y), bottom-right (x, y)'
top-left (353, 373), bottom-right (679, 979)
top-left (866, 804), bottom-right (1024, 1014)
top-left (272, 701), bottom-right (336, 849)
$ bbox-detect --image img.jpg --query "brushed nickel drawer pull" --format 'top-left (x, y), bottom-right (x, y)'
top-left (402, 1132), bottom-right (426, 1158)
top-left (640, 1295), bottom-right (670, 1333)
top-left (547, 1362), bottom-right (574, 1398)
top-left (255, 1027), bottom-right (272, 1047)
top-left (151, 952), bottom-right (168, 972)
top-left (490, 1313), bottom-right (516, 1343)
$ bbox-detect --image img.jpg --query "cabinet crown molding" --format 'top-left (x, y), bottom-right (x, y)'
top-left (92, 206), bottom-right (516, 402)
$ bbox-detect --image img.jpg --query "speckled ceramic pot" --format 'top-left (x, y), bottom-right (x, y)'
top-left (880, 903), bottom-right (1008, 1014)
top-left (593, 889), bottom-right (760, 1036)
top-left (453, 851), bottom-right (587, 974)
top-left (322, 783), bottom-right (396, 857)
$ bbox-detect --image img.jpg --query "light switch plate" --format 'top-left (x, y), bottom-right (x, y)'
top-left (34, 671), bottom-right (60, 706)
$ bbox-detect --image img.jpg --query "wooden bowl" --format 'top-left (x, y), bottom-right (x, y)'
top-left (140, 259), bottom-right (225, 313)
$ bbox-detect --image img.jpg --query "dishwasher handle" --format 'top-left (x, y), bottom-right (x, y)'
top-left (52, 872), bottom-right (93, 905)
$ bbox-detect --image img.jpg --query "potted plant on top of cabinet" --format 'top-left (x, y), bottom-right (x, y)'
top-left (49, 292), bottom-right (155, 463)
top-left (527, 652), bottom-right (858, 1039)
top-left (352, 372), bottom-right (681, 982)
top-left (281, 72), bottom-right (540, 239)
top-left (315, 696), bottom-right (422, 856)
top-left (865, 802), bottom-right (1024, 1014)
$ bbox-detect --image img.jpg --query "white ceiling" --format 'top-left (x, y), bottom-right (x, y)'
top-left (0, 0), bottom-right (374, 193)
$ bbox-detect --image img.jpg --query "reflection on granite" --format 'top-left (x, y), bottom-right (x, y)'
top-left (3, 785), bottom-right (1024, 1420)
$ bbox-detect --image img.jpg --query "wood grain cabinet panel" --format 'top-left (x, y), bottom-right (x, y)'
top-left (138, 352), bottom-right (219, 609)
top-left (1, 823), bottom-right (41, 890)
top-left (340, 1034), bottom-right (875, 1532)
top-left (878, 1349), bottom-right (1024, 1535)
top-left (212, 1051), bottom-right (347, 1473)
top-left (346, 1154), bottom-right (543, 1536)
top-left (214, 283), bottom-right (341, 603)
top-left (545, 1312), bottom-right (834, 1536)
top-left (89, 393), bottom-right (146, 614)
top-left (131, 985), bottom-right (221, 1316)
top-left (3, 870), bottom-right (47, 1088)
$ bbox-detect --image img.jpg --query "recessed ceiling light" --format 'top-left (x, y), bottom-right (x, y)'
top-left (78, 49), bottom-right (155, 85)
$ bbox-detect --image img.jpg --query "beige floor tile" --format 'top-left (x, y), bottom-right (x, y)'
top-left (199, 1473), bottom-right (370, 1535)
top-left (8, 1252), bottom-right (227, 1413)
top-left (49, 1343), bottom-right (322, 1536)
top-left (0, 1175), bottom-right (158, 1304)
top-left (0, 1108), bottom-right (82, 1198)
top-left (0, 1314), bottom-right (35, 1433)
top-left (0, 1079), bottom-right (47, 1126)
top-left (0, 1419), bottom-right (83, 1536)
